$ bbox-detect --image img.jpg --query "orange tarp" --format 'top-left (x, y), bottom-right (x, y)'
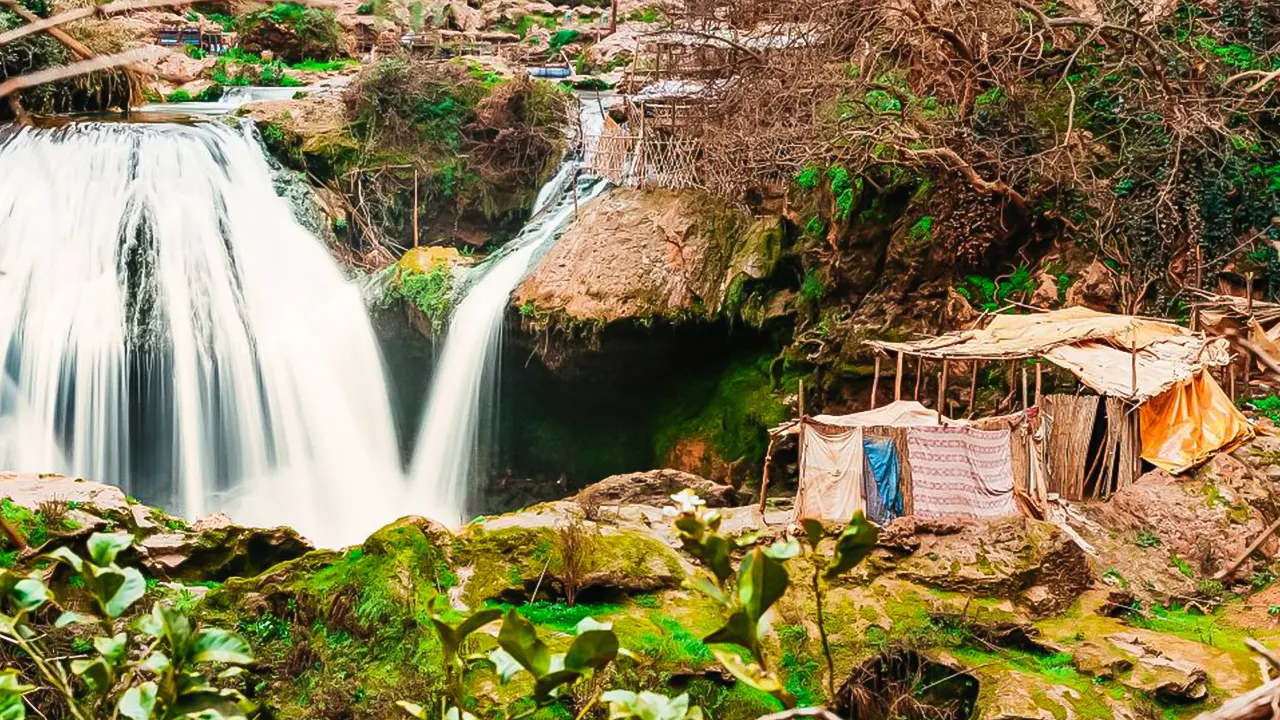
top-left (1139, 370), bottom-right (1253, 473)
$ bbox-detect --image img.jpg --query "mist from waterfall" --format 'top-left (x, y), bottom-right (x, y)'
top-left (0, 121), bottom-right (405, 547)
top-left (408, 98), bottom-right (610, 526)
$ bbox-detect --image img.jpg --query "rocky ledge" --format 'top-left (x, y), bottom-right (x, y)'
top-left (2, 460), bottom-right (1279, 720)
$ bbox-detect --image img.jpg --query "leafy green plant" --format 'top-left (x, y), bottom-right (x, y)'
top-left (602, 691), bottom-right (702, 720)
top-left (396, 265), bottom-right (453, 332)
top-left (165, 89), bottom-right (192, 103)
top-left (669, 489), bottom-right (879, 708)
top-left (0, 532), bottom-right (255, 719)
top-left (1135, 529), bottom-right (1161, 548)
top-left (400, 598), bottom-right (629, 720)
top-left (547, 29), bottom-right (582, 52)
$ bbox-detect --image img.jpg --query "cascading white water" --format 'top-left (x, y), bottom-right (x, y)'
top-left (135, 86), bottom-right (313, 116)
top-left (0, 120), bottom-right (404, 547)
top-left (408, 98), bottom-right (610, 526)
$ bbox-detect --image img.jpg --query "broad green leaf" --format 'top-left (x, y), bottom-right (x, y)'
top-left (155, 605), bottom-right (193, 661)
top-left (395, 701), bottom-right (428, 719)
top-left (685, 577), bottom-right (728, 605)
top-left (137, 609), bottom-right (163, 638)
top-left (533, 668), bottom-right (581, 701)
top-left (444, 707), bottom-right (479, 720)
top-left (564, 629), bottom-right (618, 673)
top-left (0, 669), bottom-right (32, 720)
top-left (825, 511), bottom-right (879, 580)
top-left (102, 567), bottom-right (146, 618)
top-left (488, 647), bottom-right (524, 683)
top-left (736, 549), bottom-right (788, 624)
top-left (497, 609), bottom-right (550, 677)
top-left (0, 694), bottom-right (23, 720)
top-left (42, 547), bottom-right (83, 574)
top-left (574, 616), bottom-right (611, 633)
top-left (733, 531), bottom-right (761, 548)
top-left (94, 632), bottom-right (128, 665)
top-left (702, 610), bottom-right (757, 655)
top-left (142, 652), bottom-right (170, 674)
top-left (454, 608), bottom-right (502, 642)
top-left (118, 681), bottom-right (158, 720)
top-left (9, 579), bottom-right (46, 613)
top-left (600, 689), bottom-right (637, 705)
top-left (55, 611), bottom-right (94, 628)
top-left (87, 531), bottom-right (134, 567)
top-left (702, 534), bottom-right (732, 583)
top-left (764, 539), bottom-right (800, 560)
top-left (711, 648), bottom-right (794, 708)
top-left (191, 629), bottom-right (253, 665)
top-left (800, 518), bottom-right (825, 549)
top-left (0, 671), bottom-right (31, 693)
top-left (70, 657), bottom-right (111, 695)
top-left (429, 618), bottom-right (461, 659)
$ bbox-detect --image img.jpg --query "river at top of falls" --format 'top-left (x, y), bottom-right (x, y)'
top-left (407, 95), bottom-right (613, 526)
top-left (0, 120), bottom-right (405, 547)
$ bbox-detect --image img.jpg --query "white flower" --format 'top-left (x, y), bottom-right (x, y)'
top-left (669, 489), bottom-right (706, 514)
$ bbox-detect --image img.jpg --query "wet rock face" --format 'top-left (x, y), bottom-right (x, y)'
top-left (1075, 633), bottom-right (1209, 701)
top-left (877, 516), bottom-right (1092, 616)
top-left (514, 189), bottom-right (756, 324)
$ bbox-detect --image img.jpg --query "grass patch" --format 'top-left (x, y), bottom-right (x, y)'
top-left (484, 600), bottom-right (623, 634)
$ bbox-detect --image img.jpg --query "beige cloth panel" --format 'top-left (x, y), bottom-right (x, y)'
top-left (795, 424), bottom-right (865, 521)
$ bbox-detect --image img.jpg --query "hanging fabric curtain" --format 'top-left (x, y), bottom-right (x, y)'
top-left (862, 436), bottom-right (903, 525)
top-left (795, 424), bottom-right (864, 521)
top-left (907, 426), bottom-right (1018, 520)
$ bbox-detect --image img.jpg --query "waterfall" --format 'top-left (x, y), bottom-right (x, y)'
top-left (0, 121), bottom-right (404, 547)
top-left (408, 98), bottom-right (610, 526)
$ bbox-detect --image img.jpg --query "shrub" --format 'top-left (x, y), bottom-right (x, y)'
top-left (165, 89), bottom-right (192, 103)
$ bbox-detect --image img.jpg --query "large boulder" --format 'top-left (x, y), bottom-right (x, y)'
top-left (877, 516), bottom-right (1092, 616)
top-left (139, 513), bottom-right (313, 582)
top-left (1075, 633), bottom-right (1208, 701)
top-left (515, 189), bottom-right (762, 324)
top-left (1073, 454), bottom-right (1276, 600)
top-left (572, 469), bottom-right (739, 509)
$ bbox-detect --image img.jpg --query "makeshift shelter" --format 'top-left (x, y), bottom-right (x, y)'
top-left (764, 400), bottom-right (1041, 523)
top-left (860, 308), bottom-right (1251, 501)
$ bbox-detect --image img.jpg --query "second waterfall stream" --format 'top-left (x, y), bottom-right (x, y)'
top-left (409, 96), bottom-right (609, 526)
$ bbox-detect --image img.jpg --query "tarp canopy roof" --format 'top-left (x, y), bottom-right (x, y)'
top-left (867, 308), bottom-right (1231, 404)
top-left (771, 400), bottom-right (960, 437)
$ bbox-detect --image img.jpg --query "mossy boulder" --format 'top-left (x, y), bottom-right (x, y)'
top-left (454, 503), bottom-right (686, 606)
top-left (237, 2), bottom-right (343, 63)
top-left (879, 516), bottom-right (1091, 617)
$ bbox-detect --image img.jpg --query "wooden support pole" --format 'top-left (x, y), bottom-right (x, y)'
top-left (870, 354), bottom-right (881, 409)
top-left (937, 360), bottom-right (949, 420)
top-left (609, 0), bottom-right (617, 34)
top-left (894, 351), bottom-right (904, 402)
top-left (1035, 362), bottom-right (1043, 407)
top-left (914, 356), bottom-right (924, 401)
top-left (1022, 366), bottom-right (1029, 411)
top-left (1192, 244), bottom-right (1203, 332)
top-left (758, 436), bottom-right (776, 513)
top-left (1245, 273), bottom-right (1255, 398)
top-left (966, 361), bottom-right (979, 417)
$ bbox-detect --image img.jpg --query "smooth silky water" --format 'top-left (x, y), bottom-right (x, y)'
top-left (0, 120), bottom-right (404, 547)
top-left (408, 97), bottom-right (611, 526)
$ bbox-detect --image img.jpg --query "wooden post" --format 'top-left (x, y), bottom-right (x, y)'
top-left (609, 0), bottom-right (618, 34)
top-left (966, 361), bottom-right (979, 417)
top-left (894, 351), bottom-right (904, 402)
top-left (937, 360), bottom-right (949, 421)
top-left (1022, 366), bottom-right (1029, 411)
top-left (1035, 362), bottom-right (1043, 407)
top-left (1192, 244), bottom-right (1203, 332)
top-left (1245, 273), bottom-right (1255, 398)
top-left (637, 102), bottom-right (647, 188)
top-left (914, 356), bottom-right (924, 401)
top-left (758, 436), bottom-right (776, 512)
top-left (412, 169), bottom-right (420, 248)
top-left (870, 354), bottom-right (881, 409)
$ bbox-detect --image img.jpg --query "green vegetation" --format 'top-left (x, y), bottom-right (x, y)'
top-left (1135, 529), bottom-right (1162, 548)
top-left (0, 532), bottom-right (255, 718)
top-left (627, 7), bottom-right (663, 23)
top-left (547, 29), bottom-right (582, 52)
top-left (955, 265), bottom-right (1034, 313)
top-left (239, 2), bottom-right (341, 63)
top-left (1243, 394), bottom-right (1280, 423)
top-left (393, 265), bottom-right (453, 332)
top-left (653, 354), bottom-right (790, 472)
